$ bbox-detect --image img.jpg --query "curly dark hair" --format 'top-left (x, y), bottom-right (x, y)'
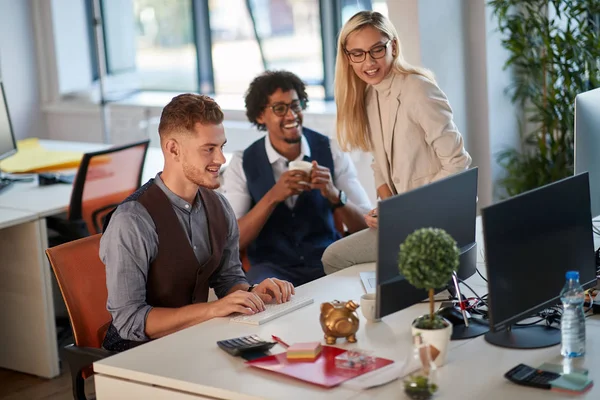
top-left (158, 93), bottom-right (223, 138)
top-left (244, 70), bottom-right (309, 131)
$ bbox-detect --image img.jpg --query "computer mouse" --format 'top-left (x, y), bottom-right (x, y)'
top-left (437, 306), bottom-right (466, 326)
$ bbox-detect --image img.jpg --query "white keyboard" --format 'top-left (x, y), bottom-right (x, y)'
top-left (230, 296), bottom-right (314, 325)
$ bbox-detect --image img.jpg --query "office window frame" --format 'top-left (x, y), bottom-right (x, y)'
top-left (86, 0), bottom-right (377, 100)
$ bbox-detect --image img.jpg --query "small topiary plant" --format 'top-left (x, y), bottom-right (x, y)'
top-left (398, 228), bottom-right (460, 329)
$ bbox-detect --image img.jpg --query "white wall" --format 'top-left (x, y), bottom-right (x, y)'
top-left (418, 0), bottom-right (469, 153)
top-left (0, 0), bottom-right (46, 140)
top-left (464, 1), bottom-right (493, 208)
top-left (386, 0), bottom-right (519, 206)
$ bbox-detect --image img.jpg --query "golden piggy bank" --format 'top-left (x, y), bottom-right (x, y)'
top-left (319, 300), bottom-right (360, 345)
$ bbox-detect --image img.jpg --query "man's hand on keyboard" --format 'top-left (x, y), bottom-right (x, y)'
top-left (210, 290), bottom-right (266, 317)
top-left (253, 278), bottom-right (295, 304)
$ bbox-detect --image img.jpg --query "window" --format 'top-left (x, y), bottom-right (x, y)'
top-left (341, 0), bottom-right (387, 26)
top-left (89, 0), bottom-right (388, 100)
top-left (209, 0), bottom-right (324, 98)
top-left (99, 0), bottom-right (197, 92)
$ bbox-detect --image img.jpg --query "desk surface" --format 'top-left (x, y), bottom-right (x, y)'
top-left (0, 207), bottom-right (38, 230)
top-left (0, 139), bottom-right (235, 217)
top-left (94, 262), bottom-right (492, 400)
top-left (94, 261), bottom-right (600, 400)
top-left (0, 140), bottom-right (164, 217)
top-left (93, 216), bottom-right (600, 400)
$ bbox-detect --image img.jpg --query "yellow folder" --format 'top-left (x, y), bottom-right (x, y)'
top-left (0, 138), bottom-right (85, 173)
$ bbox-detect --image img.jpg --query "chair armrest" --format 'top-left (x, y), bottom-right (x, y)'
top-left (91, 203), bottom-right (119, 234)
top-left (62, 344), bottom-right (113, 372)
top-left (46, 215), bottom-right (90, 241)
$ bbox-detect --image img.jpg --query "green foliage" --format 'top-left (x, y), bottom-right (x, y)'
top-left (404, 375), bottom-right (438, 400)
top-left (489, 0), bottom-right (600, 197)
top-left (413, 314), bottom-right (448, 330)
top-left (399, 228), bottom-right (460, 329)
top-left (398, 228), bottom-right (459, 290)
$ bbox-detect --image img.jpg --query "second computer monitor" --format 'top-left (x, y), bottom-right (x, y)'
top-left (575, 87), bottom-right (600, 218)
top-left (482, 172), bottom-right (596, 349)
top-left (376, 167), bottom-right (478, 319)
top-left (0, 81), bottom-right (17, 162)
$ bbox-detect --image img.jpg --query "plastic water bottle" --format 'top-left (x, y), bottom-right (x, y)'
top-left (560, 271), bottom-right (586, 358)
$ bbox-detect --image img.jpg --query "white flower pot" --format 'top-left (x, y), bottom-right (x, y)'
top-left (411, 317), bottom-right (452, 367)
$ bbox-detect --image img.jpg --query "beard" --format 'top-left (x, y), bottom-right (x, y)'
top-left (182, 161), bottom-right (220, 190)
top-left (283, 136), bottom-right (302, 144)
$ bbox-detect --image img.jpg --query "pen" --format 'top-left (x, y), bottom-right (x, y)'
top-left (271, 335), bottom-right (290, 348)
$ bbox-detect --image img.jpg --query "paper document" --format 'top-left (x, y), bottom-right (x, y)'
top-left (0, 138), bottom-right (104, 173)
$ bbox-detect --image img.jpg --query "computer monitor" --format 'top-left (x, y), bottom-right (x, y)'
top-left (575, 87), bottom-right (600, 219)
top-left (575, 88), bottom-right (600, 218)
top-left (0, 81), bottom-right (17, 163)
top-left (376, 168), bottom-right (482, 337)
top-left (482, 172), bottom-right (597, 350)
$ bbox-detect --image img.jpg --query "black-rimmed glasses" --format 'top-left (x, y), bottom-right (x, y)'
top-left (268, 100), bottom-right (305, 117)
top-left (345, 40), bottom-right (391, 63)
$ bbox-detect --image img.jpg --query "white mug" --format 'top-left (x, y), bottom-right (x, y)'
top-left (288, 160), bottom-right (313, 175)
top-left (360, 293), bottom-right (380, 322)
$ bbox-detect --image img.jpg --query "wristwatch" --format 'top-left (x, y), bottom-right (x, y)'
top-left (331, 190), bottom-right (347, 210)
top-left (247, 284), bottom-right (258, 292)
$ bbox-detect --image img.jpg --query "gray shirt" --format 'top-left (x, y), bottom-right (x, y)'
top-left (100, 174), bottom-right (248, 341)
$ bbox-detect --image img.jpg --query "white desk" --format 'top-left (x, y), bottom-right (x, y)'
top-left (0, 207), bottom-right (60, 378)
top-left (0, 140), bottom-right (165, 378)
top-left (92, 214), bottom-right (600, 400)
top-left (93, 261), bottom-right (599, 400)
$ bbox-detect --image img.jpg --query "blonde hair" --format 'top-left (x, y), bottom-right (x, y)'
top-left (334, 11), bottom-right (435, 152)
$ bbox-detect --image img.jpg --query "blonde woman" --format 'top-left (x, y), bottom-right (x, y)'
top-left (322, 11), bottom-right (471, 274)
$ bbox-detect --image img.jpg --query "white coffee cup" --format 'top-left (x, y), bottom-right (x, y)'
top-left (360, 293), bottom-right (380, 322)
top-left (288, 160), bottom-right (313, 175)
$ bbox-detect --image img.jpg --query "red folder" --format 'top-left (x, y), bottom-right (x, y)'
top-left (246, 345), bottom-right (394, 388)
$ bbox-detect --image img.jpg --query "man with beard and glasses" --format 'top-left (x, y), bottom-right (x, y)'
top-left (100, 94), bottom-right (294, 352)
top-left (222, 71), bottom-right (372, 287)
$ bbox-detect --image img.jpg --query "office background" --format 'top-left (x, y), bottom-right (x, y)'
top-left (0, 0), bottom-right (519, 209)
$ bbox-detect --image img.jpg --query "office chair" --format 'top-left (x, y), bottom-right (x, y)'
top-left (46, 234), bottom-right (113, 400)
top-left (47, 139), bottom-right (150, 245)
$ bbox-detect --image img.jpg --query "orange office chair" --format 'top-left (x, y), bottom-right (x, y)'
top-left (46, 234), bottom-right (113, 400)
top-left (47, 139), bottom-right (150, 245)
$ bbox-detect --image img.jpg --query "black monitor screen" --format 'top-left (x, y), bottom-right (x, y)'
top-left (377, 167), bottom-right (478, 318)
top-left (0, 82), bottom-right (17, 162)
top-left (482, 173), bottom-right (597, 332)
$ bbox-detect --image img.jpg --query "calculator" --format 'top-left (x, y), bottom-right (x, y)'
top-left (216, 335), bottom-right (276, 357)
top-left (504, 363), bottom-right (561, 389)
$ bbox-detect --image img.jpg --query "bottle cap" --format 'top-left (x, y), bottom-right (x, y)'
top-left (566, 271), bottom-right (579, 280)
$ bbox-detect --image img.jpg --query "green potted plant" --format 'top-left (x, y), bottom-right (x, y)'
top-left (488, 0), bottom-right (600, 198)
top-left (398, 227), bottom-right (460, 367)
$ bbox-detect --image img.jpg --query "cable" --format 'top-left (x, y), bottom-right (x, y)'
top-left (476, 267), bottom-right (488, 283)
top-left (457, 277), bottom-right (488, 307)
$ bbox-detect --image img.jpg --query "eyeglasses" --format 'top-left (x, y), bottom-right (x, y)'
top-left (268, 100), bottom-right (305, 117)
top-left (345, 40), bottom-right (392, 63)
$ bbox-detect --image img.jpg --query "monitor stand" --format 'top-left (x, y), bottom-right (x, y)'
top-left (485, 325), bottom-right (560, 349)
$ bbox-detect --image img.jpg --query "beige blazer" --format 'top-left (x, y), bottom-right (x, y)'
top-left (366, 73), bottom-right (472, 195)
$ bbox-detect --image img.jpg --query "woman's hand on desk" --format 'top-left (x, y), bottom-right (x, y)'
top-left (364, 208), bottom-right (378, 229)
